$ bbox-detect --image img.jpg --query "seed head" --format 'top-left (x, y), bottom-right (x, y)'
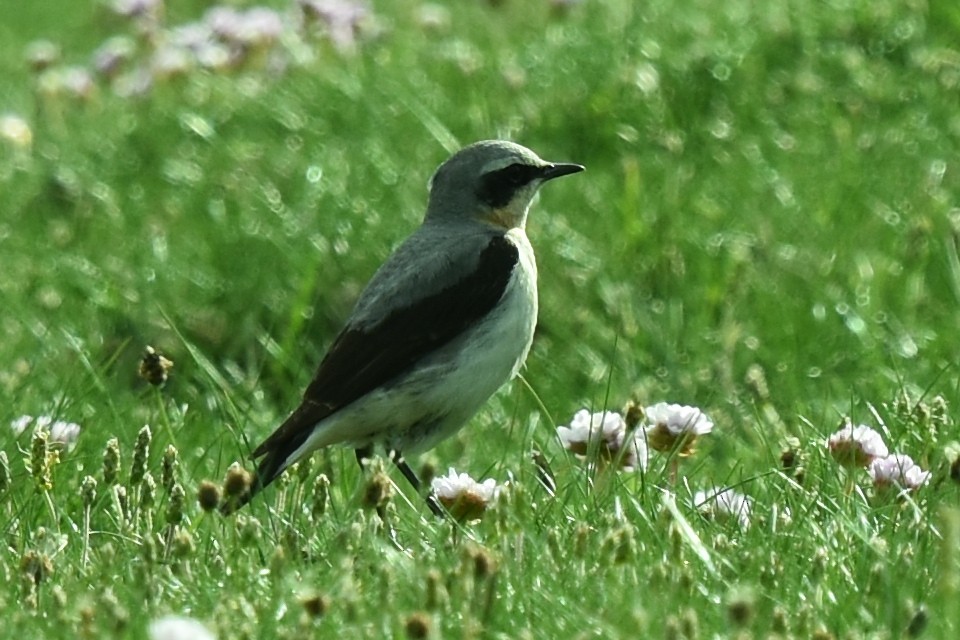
top-left (419, 459), bottom-right (437, 489)
top-left (101, 589), bottom-right (129, 632)
top-left (573, 523), bottom-right (591, 558)
top-left (361, 469), bottom-right (393, 510)
top-left (312, 473), bottom-right (330, 519)
top-left (295, 457), bottom-right (313, 483)
top-left (424, 570), bottom-right (446, 611)
top-left (237, 514), bottom-right (262, 544)
top-left (141, 472), bottom-right (157, 509)
top-left (812, 627), bottom-right (836, 640)
top-left (171, 527), bottom-right (194, 558)
top-left (744, 363), bottom-right (769, 400)
top-left (907, 606), bottom-right (928, 637)
top-left (404, 612), bottom-right (432, 639)
top-left (103, 437), bottom-right (121, 486)
top-left (679, 608), bottom-right (699, 638)
top-left (21, 549), bottom-right (54, 586)
top-left (197, 481), bottom-right (221, 512)
top-left (664, 616), bottom-right (681, 640)
top-left (270, 545), bottom-right (286, 573)
top-left (466, 545), bottom-right (497, 580)
top-left (300, 592), bottom-right (329, 617)
top-left (130, 425), bottom-right (152, 486)
top-left (141, 534), bottom-right (156, 565)
top-left (601, 524), bottom-right (636, 564)
top-left (81, 475), bottom-right (97, 507)
top-left (30, 426), bottom-right (54, 491)
top-left (623, 400), bottom-right (644, 430)
top-left (223, 463), bottom-right (253, 498)
top-left (780, 436), bottom-right (802, 470)
top-left (771, 605), bottom-right (789, 634)
top-left (161, 444), bottom-right (179, 492)
top-left (166, 482), bottom-right (185, 526)
top-left (51, 584), bottom-right (68, 611)
top-left (138, 346), bottom-right (173, 386)
top-left (727, 588), bottom-right (755, 626)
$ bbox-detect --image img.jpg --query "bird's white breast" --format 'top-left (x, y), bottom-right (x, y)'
top-left (454, 228), bottom-right (537, 381)
top-left (394, 227), bottom-right (537, 450)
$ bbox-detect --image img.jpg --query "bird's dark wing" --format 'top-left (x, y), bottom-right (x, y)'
top-left (250, 233), bottom-right (520, 466)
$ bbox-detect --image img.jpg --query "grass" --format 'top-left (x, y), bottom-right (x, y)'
top-left (2, 0), bottom-right (960, 637)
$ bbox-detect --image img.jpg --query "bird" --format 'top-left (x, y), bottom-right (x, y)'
top-left (222, 140), bottom-right (584, 515)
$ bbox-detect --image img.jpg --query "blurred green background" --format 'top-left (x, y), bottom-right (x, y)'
top-left (2, 0), bottom-right (959, 637)
top-left (4, 0), bottom-right (958, 458)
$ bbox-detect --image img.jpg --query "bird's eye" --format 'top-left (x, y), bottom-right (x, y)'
top-left (477, 163), bottom-right (539, 207)
top-left (500, 164), bottom-right (528, 186)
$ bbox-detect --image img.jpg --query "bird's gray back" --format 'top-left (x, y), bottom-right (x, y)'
top-left (348, 220), bottom-right (501, 330)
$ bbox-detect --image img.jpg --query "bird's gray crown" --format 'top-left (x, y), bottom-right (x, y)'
top-left (425, 140), bottom-right (549, 224)
top-left (430, 140), bottom-right (545, 189)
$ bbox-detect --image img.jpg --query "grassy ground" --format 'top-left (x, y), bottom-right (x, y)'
top-left (2, 0), bottom-right (960, 637)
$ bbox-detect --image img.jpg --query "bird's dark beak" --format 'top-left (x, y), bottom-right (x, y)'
top-left (541, 162), bottom-right (585, 181)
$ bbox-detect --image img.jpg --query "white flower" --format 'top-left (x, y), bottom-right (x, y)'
top-left (556, 409), bottom-right (648, 471)
top-left (299, 0), bottom-right (371, 52)
top-left (148, 615), bottom-right (216, 640)
top-left (152, 45), bottom-right (194, 78)
top-left (827, 423), bottom-right (888, 468)
top-left (92, 36), bottom-right (136, 77)
top-left (61, 67), bottom-right (96, 100)
top-left (643, 402), bottom-right (713, 455)
top-left (49, 420), bottom-right (81, 447)
top-left (694, 487), bottom-right (752, 529)
top-left (869, 454), bottom-right (931, 492)
top-left (0, 114), bottom-right (32, 148)
top-left (206, 6), bottom-right (285, 47)
top-left (113, 0), bottom-right (161, 19)
top-left (11, 415), bottom-right (80, 448)
top-left (11, 415), bottom-right (35, 437)
top-left (644, 403), bottom-right (714, 435)
top-left (430, 468), bottom-right (500, 521)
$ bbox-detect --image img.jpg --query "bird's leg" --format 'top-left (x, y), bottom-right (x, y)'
top-left (389, 449), bottom-right (445, 518)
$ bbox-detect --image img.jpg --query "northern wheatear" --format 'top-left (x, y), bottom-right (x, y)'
top-left (223, 140), bottom-right (583, 514)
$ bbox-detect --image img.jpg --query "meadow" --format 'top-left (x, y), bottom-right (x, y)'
top-left (1, 0), bottom-right (959, 637)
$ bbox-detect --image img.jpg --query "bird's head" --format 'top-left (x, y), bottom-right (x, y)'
top-left (425, 140), bottom-right (584, 229)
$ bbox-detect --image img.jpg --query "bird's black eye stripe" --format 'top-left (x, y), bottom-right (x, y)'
top-left (477, 163), bottom-right (541, 208)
